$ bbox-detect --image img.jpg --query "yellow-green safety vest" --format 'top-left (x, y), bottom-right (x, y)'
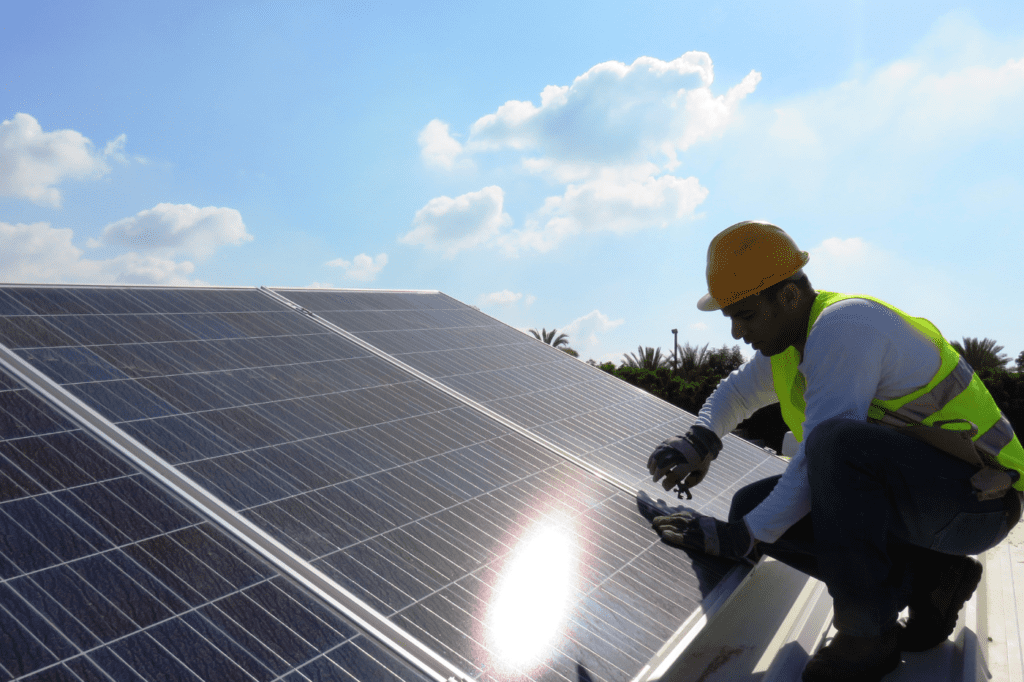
top-left (771, 291), bottom-right (1024, 491)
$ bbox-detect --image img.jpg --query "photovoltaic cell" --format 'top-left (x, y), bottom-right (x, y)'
top-left (0, 285), bottom-right (784, 682)
top-left (0, 361), bottom-right (431, 682)
top-left (273, 288), bottom-right (787, 517)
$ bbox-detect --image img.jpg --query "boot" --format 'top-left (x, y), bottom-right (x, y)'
top-left (898, 555), bottom-right (982, 652)
top-left (802, 629), bottom-right (900, 682)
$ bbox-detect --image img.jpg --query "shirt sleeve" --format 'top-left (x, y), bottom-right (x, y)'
top-left (741, 299), bottom-right (926, 543)
top-left (694, 351), bottom-right (778, 439)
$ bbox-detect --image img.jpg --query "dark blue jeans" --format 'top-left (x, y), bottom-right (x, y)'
top-left (729, 417), bottom-right (1021, 637)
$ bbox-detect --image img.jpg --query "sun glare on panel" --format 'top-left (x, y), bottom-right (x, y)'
top-left (488, 524), bottom-right (576, 671)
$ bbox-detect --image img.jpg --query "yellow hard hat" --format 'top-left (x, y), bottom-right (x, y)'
top-left (697, 221), bottom-right (809, 311)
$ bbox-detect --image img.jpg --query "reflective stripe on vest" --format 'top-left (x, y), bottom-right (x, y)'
top-left (770, 291), bottom-right (1024, 490)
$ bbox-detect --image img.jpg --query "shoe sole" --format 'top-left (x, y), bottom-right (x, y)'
top-left (898, 557), bottom-right (983, 652)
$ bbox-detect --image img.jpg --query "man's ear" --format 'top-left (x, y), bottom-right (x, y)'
top-left (779, 282), bottom-right (802, 311)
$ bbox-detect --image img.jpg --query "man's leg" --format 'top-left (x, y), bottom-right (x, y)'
top-left (804, 416), bottom-right (1018, 638)
top-left (728, 475), bottom-right (820, 578)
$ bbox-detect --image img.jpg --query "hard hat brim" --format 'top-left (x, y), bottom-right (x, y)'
top-left (696, 293), bottom-right (721, 311)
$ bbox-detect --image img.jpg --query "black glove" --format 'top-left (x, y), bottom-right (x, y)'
top-left (652, 511), bottom-right (759, 563)
top-left (647, 426), bottom-right (722, 498)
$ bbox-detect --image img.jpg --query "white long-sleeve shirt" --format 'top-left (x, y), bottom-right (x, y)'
top-left (694, 297), bottom-right (941, 543)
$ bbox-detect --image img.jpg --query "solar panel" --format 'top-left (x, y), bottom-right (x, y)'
top-left (0, 360), bottom-right (431, 682)
top-left (0, 284), bottom-right (786, 682)
top-left (271, 288), bottom-right (787, 519)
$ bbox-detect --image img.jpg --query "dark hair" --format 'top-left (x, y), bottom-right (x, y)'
top-left (756, 270), bottom-right (812, 303)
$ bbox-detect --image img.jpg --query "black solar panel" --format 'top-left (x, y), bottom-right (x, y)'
top-left (0, 360), bottom-right (431, 682)
top-left (272, 289), bottom-right (787, 519)
top-left (0, 284), bottom-right (787, 682)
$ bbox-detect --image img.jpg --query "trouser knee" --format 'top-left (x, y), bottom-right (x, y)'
top-left (728, 475), bottom-right (781, 524)
top-left (804, 416), bottom-right (876, 484)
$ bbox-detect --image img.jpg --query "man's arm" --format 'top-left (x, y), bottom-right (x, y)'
top-left (694, 351), bottom-right (778, 439)
top-left (648, 353), bottom-right (777, 495)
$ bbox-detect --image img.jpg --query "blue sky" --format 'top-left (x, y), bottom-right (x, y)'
top-left (2, 0), bottom-right (1023, 365)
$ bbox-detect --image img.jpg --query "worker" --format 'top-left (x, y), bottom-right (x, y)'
top-left (646, 221), bottom-right (1024, 682)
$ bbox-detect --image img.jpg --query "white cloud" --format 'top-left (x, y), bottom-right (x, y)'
top-left (89, 203), bottom-right (252, 259)
top-left (560, 309), bottom-right (625, 348)
top-left (690, 322), bottom-right (708, 331)
top-left (418, 119), bottom-right (469, 170)
top-left (326, 253), bottom-right (388, 282)
top-left (524, 294), bottom-right (536, 307)
top-left (412, 53), bottom-right (756, 256)
top-left (402, 186), bottom-right (513, 257)
top-left (0, 113), bottom-right (112, 207)
top-left (102, 133), bottom-right (143, 165)
top-left (497, 169), bottom-right (708, 255)
top-left (733, 15), bottom-right (1024, 210)
top-left (479, 289), bottom-right (522, 307)
top-left (766, 54), bottom-right (1024, 156)
top-left (0, 221), bottom-right (200, 285)
top-left (466, 53), bottom-right (759, 168)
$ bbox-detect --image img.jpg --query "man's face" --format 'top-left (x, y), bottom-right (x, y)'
top-left (721, 290), bottom-right (802, 357)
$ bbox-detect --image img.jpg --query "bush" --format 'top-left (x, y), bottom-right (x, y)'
top-left (977, 368), bottom-right (1024, 434)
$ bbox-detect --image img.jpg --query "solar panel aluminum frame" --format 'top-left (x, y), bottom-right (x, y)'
top-left (0, 341), bottom-right (475, 682)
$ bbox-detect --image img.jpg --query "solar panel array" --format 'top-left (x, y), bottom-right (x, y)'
top-left (0, 284), bottom-right (786, 682)
top-left (0, 360), bottom-right (429, 682)
top-left (273, 289), bottom-right (786, 519)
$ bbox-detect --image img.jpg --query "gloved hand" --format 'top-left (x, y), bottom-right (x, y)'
top-left (652, 511), bottom-right (759, 563)
top-left (647, 426), bottom-right (721, 498)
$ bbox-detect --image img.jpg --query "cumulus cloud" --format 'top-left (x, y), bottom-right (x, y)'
top-left (89, 203), bottom-right (252, 259)
top-left (0, 221), bottom-right (200, 285)
top-left (466, 53), bottom-right (759, 168)
top-left (479, 289), bottom-right (523, 307)
top-left (419, 119), bottom-right (469, 170)
top-left (326, 253), bottom-right (388, 282)
top-left (498, 169), bottom-right (708, 255)
top-left (561, 309), bottom-right (625, 348)
top-left (401, 186), bottom-right (513, 257)
top-left (0, 113), bottom-right (113, 206)
top-left (412, 53), bottom-right (758, 256)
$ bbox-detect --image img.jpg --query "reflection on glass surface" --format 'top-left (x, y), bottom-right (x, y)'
top-left (488, 524), bottom-right (575, 672)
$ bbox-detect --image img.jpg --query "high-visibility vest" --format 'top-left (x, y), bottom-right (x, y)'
top-left (771, 291), bottom-right (1024, 491)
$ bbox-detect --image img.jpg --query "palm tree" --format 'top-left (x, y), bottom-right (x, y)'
top-left (950, 337), bottom-right (1010, 371)
top-left (529, 327), bottom-right (570, 349)
top-left (673, 342), bottom-right (711, 376)
top-left (622, 346), bottom-right (666, 370)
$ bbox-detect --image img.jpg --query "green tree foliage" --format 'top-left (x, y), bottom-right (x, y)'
top-left (607, 366), bottom-right (720, 414)
top-left (561, 347), bottom-right (579, 357)
top-left (950, 337), bottom-right (1010, 370)
top-left (622, 346), bottom-right (667, 370)
top-left (975, 368), bottom-right (1024, 434)
top-left (1016, 350), bottom-right (1024, 373)
top-left (667, 342), bottom-right (745, 380)
top-left (529, 327), bottom-right (570, 349)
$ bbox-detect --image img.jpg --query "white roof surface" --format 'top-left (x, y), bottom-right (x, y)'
top-left (640, 513), bottom-right (1024, 682)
